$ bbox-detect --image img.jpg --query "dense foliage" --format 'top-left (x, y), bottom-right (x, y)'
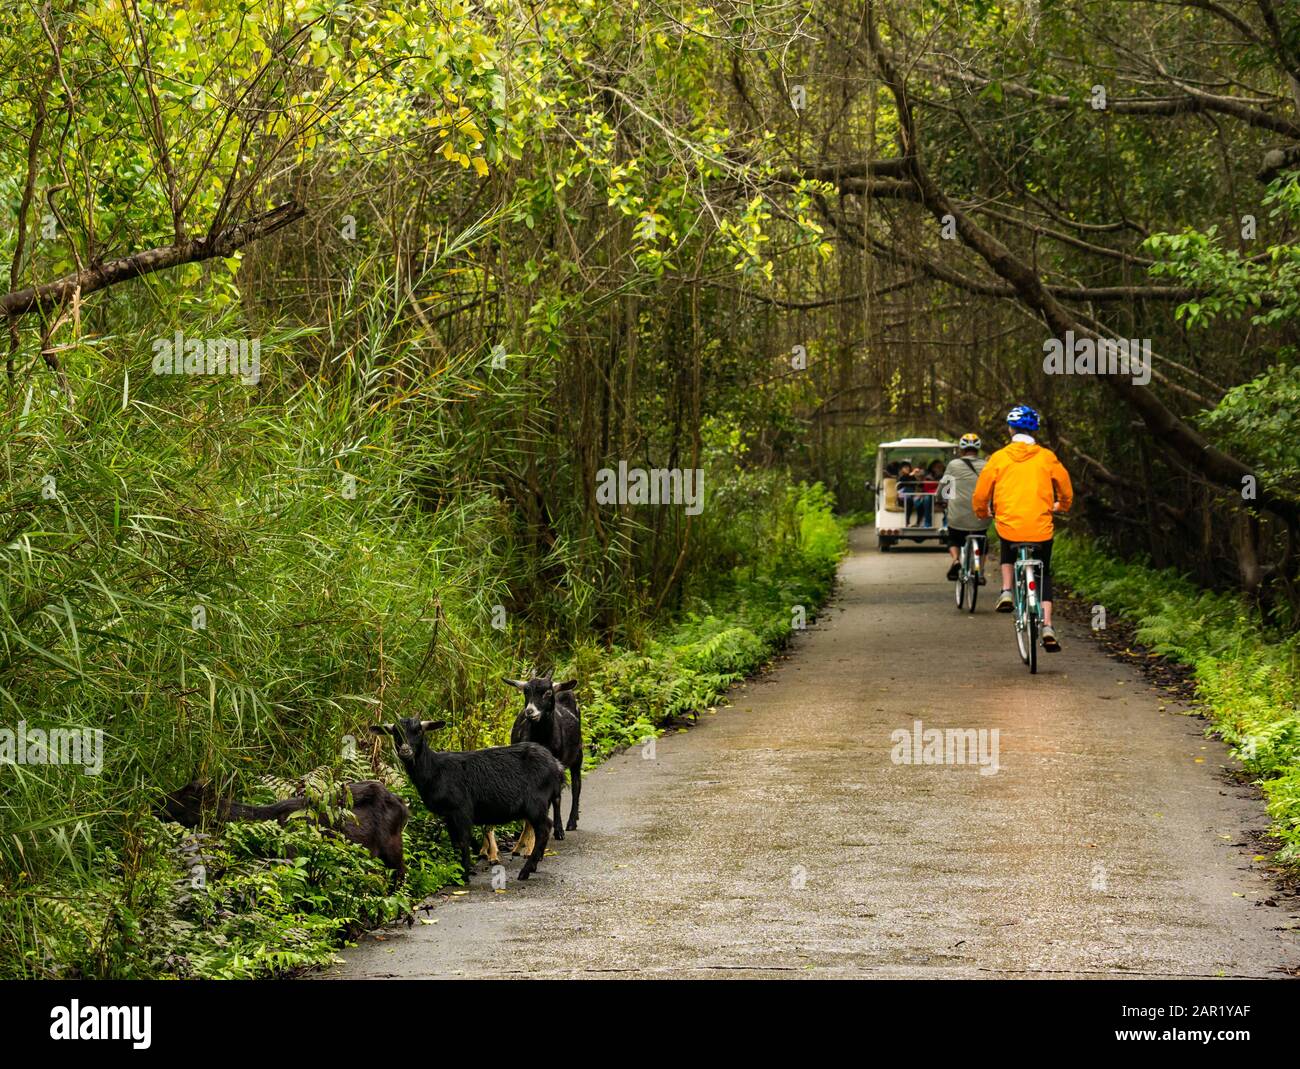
top-left (2, 470), bottom-right (845, 978)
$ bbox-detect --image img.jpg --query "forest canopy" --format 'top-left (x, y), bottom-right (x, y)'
top-left (4, 0), bottom-right (1298, 605)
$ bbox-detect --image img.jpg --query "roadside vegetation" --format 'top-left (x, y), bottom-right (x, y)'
top-left (2, 414), bottom-right (848, 977)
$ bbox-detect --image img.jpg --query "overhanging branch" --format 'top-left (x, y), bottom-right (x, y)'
top-left (1, 200), bottom-right (305, 319)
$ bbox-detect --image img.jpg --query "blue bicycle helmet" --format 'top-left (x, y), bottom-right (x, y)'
top-left (1006, 404), bottom-right (1039, 432)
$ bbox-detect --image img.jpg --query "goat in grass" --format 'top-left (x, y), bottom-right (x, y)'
top-left (157, 778), bottom-right (409, 886)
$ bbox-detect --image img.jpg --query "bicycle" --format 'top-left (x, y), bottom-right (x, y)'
top-left (953, 533), bottom-right (986, 613)
top-left (1010, 542), bottom-right (1044, 673)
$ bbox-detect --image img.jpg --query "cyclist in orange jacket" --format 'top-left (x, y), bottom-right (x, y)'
top-left (972, 405), bottom-right (1073, 651)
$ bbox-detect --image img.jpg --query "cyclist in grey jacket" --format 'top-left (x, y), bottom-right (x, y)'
top-left (939, 434), bottom-right (988, 581)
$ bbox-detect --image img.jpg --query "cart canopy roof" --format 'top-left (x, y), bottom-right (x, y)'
top-left (878, 437), bottom-right (957, 450)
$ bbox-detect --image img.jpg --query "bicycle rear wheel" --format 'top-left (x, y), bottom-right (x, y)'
top-left (1014, 568), bottom-right (1033, 664)
top-left (966, 570), bottom-right (978, 613)
top-left (1015, 613), bottom-right (1031, 664)
top-left (954, 564), bottom-right (965, 608)
top-left (1027, 614), bottom-right (1038, 673)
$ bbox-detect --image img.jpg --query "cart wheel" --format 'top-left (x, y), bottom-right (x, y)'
top-left (879, 537), bottom-right (894, 552)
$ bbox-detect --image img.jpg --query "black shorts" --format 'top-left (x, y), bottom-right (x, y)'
top-left (946, 527), bottom-right (986, 549)
top-left (1000, 537), bottom-right (1054, 601)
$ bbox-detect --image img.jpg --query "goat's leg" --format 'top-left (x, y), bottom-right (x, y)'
top-left (567, 763), bottom-right (581, 831)
top-left (479, 827), bottom-right (500, 863)
top-left (380, 841), bottom-right (406, 888)
top-left (512, 821), bottom-right (535, 857)
top-left (518, 813), bottom-right (551, 880)
top-left (447, 815), bottom-right (475, 878)
top-left (552, 787), bottom-right (564, 840)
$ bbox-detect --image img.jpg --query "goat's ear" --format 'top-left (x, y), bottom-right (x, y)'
top-left (555, 679), bottom-right (578, 692)
top-left (501, 677), bottom-right (527, 690)
top-left (369, 724), bottom-right (393, 736)
top-left (420, 719), bottom-right (447, 733)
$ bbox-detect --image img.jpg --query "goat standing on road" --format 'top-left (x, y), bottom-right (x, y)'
top-left (498, 675), bottom-right (583, 858)
top-left (371, 718), bottom-right (564, 880)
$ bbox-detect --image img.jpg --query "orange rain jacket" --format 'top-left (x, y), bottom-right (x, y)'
top-left (972, 440), bottom-right (1074, 543)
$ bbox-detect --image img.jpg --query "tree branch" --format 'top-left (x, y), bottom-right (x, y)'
top-left (0, 201), bottom-right (305, 319)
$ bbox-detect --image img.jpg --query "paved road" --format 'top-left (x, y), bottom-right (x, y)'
top-left (318, 530), bottom-right (1298, 979)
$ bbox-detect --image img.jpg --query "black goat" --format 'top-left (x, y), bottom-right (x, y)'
top-left (157, 779), bottom-right (409, 885)
top-left (500, 675), bottom-right (583, 858)
top-left (371, 718), bottom-right (564, 880)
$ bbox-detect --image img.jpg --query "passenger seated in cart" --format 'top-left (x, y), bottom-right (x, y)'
top-left (904, 463), bottom-right (935, 527)
top-left (896, 462), bottom-right (919, 525)
top-left (913, 478), bottom-right (935, 527)
top-left (923, 460), bottom-right (947, 527)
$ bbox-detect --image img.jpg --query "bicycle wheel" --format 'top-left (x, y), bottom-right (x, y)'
top-left (1014, 568), bottom-right (1032, 664)
top-left (966, 571), bottom-right (978, 613)
top-left (1015, 610), bottom-right (1031, 664)
top-left (1027, 612), bottom-right (1039, 674)
top-left (954, 559), bottom-right (965, 608)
